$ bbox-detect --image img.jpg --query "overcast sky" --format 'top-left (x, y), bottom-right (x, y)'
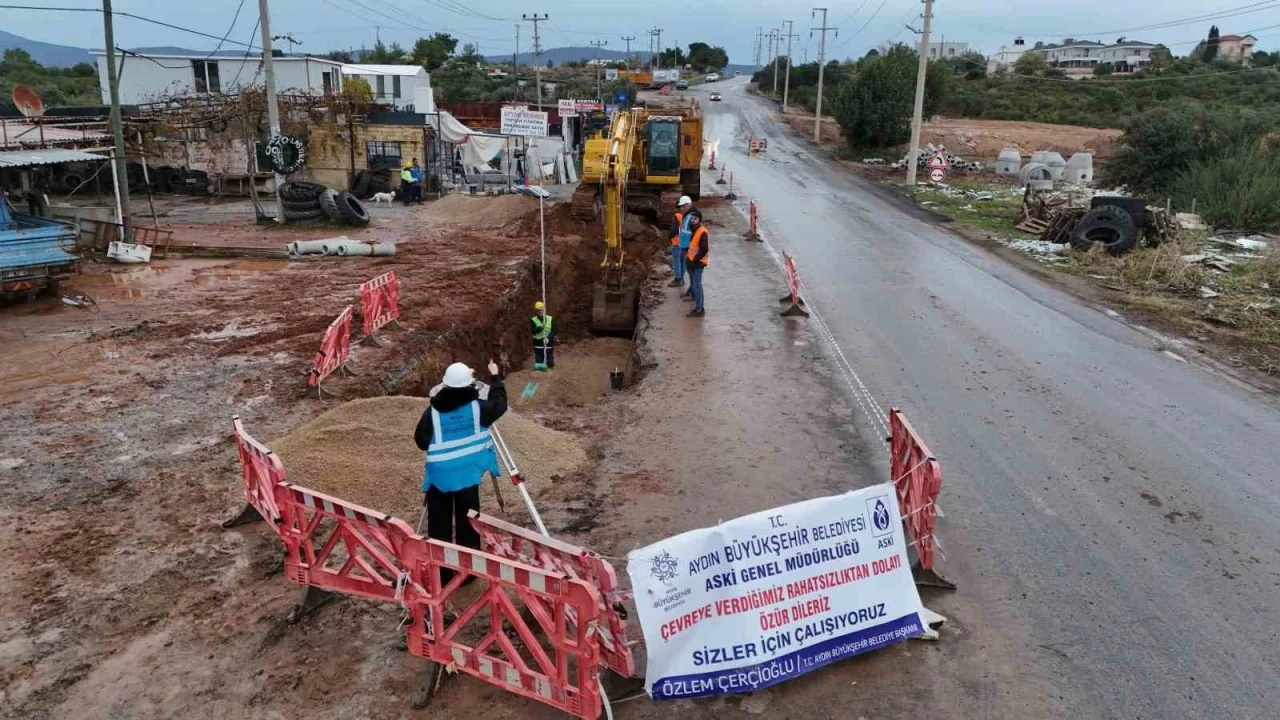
top-left (3, 0), bottom-right (1277, 63)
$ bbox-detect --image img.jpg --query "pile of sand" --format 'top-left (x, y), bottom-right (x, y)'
top-left (270, 396), bottom-right (587, 523)
top-left (422, 194), bottom-right (538, 229)
top-left (508, 338), bottom-right (633, 408)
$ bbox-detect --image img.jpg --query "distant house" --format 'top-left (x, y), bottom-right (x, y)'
top-left (1217, 34), bottom-right (1257, 64)
top-left (341, 64), bottom-right (433, 111)
top-left (91, 50), bottom-right (345, 104)
top-left (987, 37), bottom-right (1027, 75)
top-left (927, 42), bottom-right (969, 60)
top-left (1012, 37), bottom-right (1157, 79)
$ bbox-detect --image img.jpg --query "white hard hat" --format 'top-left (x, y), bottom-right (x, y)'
top-left (677, 195), bottom-right (692, 207)
top-left (442, 362), bottom-right (474, 388)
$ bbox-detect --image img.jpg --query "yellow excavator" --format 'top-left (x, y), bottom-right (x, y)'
top-left (574, 103), bottom-right (703, 333)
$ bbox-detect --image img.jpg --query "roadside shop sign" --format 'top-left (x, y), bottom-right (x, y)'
top-left (557, 99), bottom-right (605, 117)
top-left (500, 106), bottom-right (549, 137)
top-left (627, 485), bottom-right (926, 701)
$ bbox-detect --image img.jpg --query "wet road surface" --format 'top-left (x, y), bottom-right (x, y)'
top-left (690, 79), bottom-right (1280, 718)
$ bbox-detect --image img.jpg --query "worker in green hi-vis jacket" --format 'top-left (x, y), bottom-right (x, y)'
top-left (531, 300), bottom-right (555, 371)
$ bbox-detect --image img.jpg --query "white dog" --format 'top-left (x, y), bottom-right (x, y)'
top-left (371, 191), bottom-right (395, 206)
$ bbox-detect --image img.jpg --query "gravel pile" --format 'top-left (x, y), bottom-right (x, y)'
top-left (270, 396), bottom-right (587, 523)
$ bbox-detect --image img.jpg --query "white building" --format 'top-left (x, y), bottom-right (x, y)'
top-left (927, 42), bottom-right (969, 60)
top-left (341, 64), bottom-right (433, 111)
top-left (1027, 38), bottom-right (1156, 79)
top-left (92, 51), bottom-right (346, 104)
top-left (1217, 34), bottom-right (1258, 64)
top-left (987, 37), bottom-right (1028, 75)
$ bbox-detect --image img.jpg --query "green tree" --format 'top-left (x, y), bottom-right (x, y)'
top-left (831, 44), bottom-right (948, 150)
top-left (325, 50), bottom-right (354, 64)
top-left (1149, 45), bottom-right (1173, 70)
top-left (949, 50), bottom-right (986, 79)
top-left (1012, 52), bottom-right (1048, 76)
top-left (359, 40), bottom-right (407, 64)
top-left (687, 42), bottom-right (728, 71)
top-left (1094, 62), bottom-right (1115, 76)
top-left (658, 46), bottom-right (687, 67)
top-left (454, 43), bottom-right (483, 67)
top-left (1204, 26), bottom-right (1220, 62)
top-left (411, 33), bottom-right (457, 72)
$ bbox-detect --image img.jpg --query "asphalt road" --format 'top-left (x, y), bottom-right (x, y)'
top-left (694, 78), bottom-right (1280, 718)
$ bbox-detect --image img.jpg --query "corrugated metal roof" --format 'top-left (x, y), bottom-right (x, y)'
top-left (1, 119), bottom-right (110, 149)
top-left (0, 148), bottom-right (108, 168)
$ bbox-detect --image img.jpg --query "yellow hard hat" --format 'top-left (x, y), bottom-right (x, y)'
top-left (534, 301), bottom-right (545, 310)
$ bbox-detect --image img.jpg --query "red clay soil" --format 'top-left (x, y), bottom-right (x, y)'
top-left (0, 194), bottom-right (662, 719)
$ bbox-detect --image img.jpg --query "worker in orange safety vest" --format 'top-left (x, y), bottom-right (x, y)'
top-left (685, 213), bottom-right (709, 317)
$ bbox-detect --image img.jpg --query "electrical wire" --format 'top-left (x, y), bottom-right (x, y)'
top-left (226, 14), bottom-right (263, 91)
top-left (835, 0), bottom-right (870, 29)
top-left (201, 0), bottom-right (249, 61)
top-left (0, 4), bottom-right (263, 51)
top-left (951, 1), bottom-right (1280, 40)
top-left (833, 0), bottom-right (892, 49)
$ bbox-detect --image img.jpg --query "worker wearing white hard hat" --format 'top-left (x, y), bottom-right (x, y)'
top-left (414, 359), bottom-right (507, 559)
top-left (531, 300), bottom-right (556, 371)
top-left (669, 195), bottom-right (701, 296)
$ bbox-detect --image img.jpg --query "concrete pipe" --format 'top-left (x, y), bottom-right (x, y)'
top-left (330, 241), bottom-right (396, 257)
top-left (1042, 152), bottom-right (1067, 181)
top-left (290, 238), bottom-right (346, 255)
top-left (1020, 162), bottom-right (1052, 183)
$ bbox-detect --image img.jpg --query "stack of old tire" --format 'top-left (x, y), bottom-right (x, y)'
top-left (350, 161), bottom-right (396, 200)
top-left (279, 181), bottom-right (370, 226)
top-left (1070, 197), bottom-right (1147, 257)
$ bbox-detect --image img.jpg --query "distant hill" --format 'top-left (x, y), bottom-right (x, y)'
top-left (0, 29), bottom-right (92, 67)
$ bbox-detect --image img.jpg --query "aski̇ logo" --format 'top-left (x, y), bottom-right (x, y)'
top-left (873, 500), bottom-right (891, 532)
top-left (867, 494), bottom-right (894, 538)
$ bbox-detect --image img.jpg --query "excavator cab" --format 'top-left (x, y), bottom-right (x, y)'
top-left (643, 117), bottom-right (682, 180)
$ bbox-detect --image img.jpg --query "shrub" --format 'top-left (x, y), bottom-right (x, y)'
top-left (1102, 102), bottom-right (1271, 195)
top-left (1173, 142), bottom-right (1280, 231)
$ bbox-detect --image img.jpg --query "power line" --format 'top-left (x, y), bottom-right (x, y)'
top-left (833, 0), bottom-right (891, 49)
top-left (952, 1), bottom-right (1280, 40)
top-left (835, 0), bottom-right (870, 28)
top-left (201, 0), bottom-right (249, 62)
top-left (0, 4), bottom-right (263, 51)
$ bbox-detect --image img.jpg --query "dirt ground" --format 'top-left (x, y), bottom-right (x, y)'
top-left (0, 187), bottom-right (668, 718)
top-left (780, 110), bottom-right (1122, 161)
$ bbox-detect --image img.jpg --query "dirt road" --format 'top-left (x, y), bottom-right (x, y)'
top-left (693, 78), bottom-right (1280, 718)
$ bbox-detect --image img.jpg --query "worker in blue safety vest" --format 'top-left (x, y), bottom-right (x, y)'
top-left (414, 360), bottom-right (507, 558)
top-left (531, 300), bottom-right (555, 370)
top-left (668, 196), bottom-right (700, 296)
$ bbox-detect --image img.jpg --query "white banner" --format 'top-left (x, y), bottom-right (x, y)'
top-left (500, 106), bottom-right (549, 137)
top-left (627, 485), bottom-right (926, 701)
top-left (653, 69), bottom-right (680, 83)
top-left (557, 99), bottom-right (604, 118)
top-left (605, 68), bottom-right (619, 81)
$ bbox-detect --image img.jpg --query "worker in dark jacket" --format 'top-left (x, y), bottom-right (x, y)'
top-left (414, 360), bottom-right (507, 553)
top-left (685, 213), bottom-right (710, 317)
top-left (668, 196), bottom-right (701, 291)
top-left (531, 300), bottom-right (555, 370)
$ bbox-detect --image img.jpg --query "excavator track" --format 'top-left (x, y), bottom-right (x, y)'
top-left (571, 184), bottom-right (601, 222)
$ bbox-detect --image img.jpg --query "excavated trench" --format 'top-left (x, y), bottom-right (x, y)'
top-left (381, 204), bottom-right (666, 399)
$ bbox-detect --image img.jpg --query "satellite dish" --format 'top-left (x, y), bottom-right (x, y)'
top-left (12, 85), bottom-right (45, 118)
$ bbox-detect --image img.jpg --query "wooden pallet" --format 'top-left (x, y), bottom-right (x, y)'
top-left (1015, 218), bottom-right (1050, 235)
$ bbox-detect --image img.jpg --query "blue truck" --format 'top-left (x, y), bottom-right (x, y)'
top-left (0, 194), bottom-right (79, 301)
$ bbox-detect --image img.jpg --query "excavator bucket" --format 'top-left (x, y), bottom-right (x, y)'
top-left (590, 283), bottom-right (639, 335)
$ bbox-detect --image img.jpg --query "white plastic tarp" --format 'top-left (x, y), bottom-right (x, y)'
top-left (435, 111), bottom-right (508, 170)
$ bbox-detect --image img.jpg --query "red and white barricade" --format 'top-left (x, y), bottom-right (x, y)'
top-left (359, 271), bottom-right (401, 341)
top-left (223, 416), bottom-right (288, 529)
top-left (744, 199), bottom-right (761, 241)
top-left (400, 535), bottom-right (605, 719)
top-left (779, 251), bottom-right (809, 317)
top-left (308, 305), bottom-right (353, 395)
top-left (889, 408), bottom-right (953, 588)
top-left (470, 511), bottom-right (636, 678)
top-left (716, 164), bottom-right (727, 185)
top-left (275, 482), bottom-right (416, 603)
top-left (708, 150), bottom-right (717, 170)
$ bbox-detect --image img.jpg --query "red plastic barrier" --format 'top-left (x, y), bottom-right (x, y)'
top-left (308, 305), bottom-right (352, 390)
top-left (779, 251), bottom-right (809, 317)
top-left (359, 271), bottom-right (401, 337)
top-left (275, 482), bottom-right (415, 602)
top-left (708, 150), bottom-right (717, 170)
top-left (228, 416), bottom-right (286, 529)
top-left (470, 511), bottom-right (635, 678)
top-left (400, 536), bottom-right (603, 719)
top-left (889, 408), bottom-right (943, 571)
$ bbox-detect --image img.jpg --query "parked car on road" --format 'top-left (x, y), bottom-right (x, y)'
top-left (676, 79), bottom-right (689, 90)
top-left (710, 92), bottom-right (722, 101)
top-left (705, 73), bottom-right (720, 82)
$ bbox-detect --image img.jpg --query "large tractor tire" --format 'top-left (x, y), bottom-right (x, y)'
top-left (319, 189), bottom-right (343, 222)
top-left (1070, 206), bottom-right (1139, 256)
top-left (336, 192), bottom-right (371, 226)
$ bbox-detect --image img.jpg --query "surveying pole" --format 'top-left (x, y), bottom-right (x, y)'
top-left (906, 0), bottom-right (935, 187)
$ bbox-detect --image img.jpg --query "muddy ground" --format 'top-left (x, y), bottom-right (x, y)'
top-left (0, 190), bottom-right (669, 718)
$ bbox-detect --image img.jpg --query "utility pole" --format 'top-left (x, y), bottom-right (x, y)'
top-left (622, 35), bottom-right (635, 67)
top-left (258, 0), bottom-right (285, 221)
top-left (523, 13), bottom-right (548, 109)
top-left (590, 40), bottom-right (608, 100)
top-left (513, 24), bottom-right (520, 100)
top-left (782, 20), bottom-right (799, 110)
top-left (651, 27), bottom-right (663, 70)
top-left (811, 7), bottom-right (837, 143)
top-left (906, 0), bottom-right (934, 187)
top-left (101, 0), bottom-right (131, 237)
top-left (769, 29), bottom-right (780, 94)
top-left (754, 27), bottom-right (763, 69)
